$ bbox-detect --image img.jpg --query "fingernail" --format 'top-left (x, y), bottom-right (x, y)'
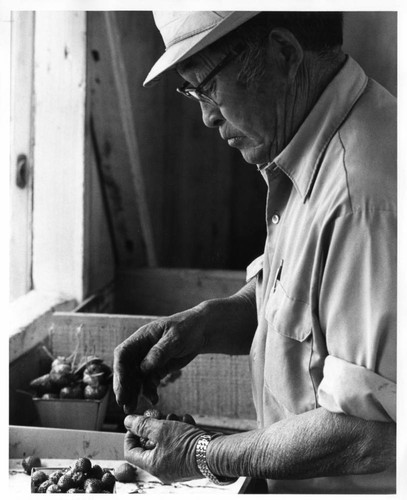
top-left (124, 415), bottom-right (134, 428)
top-left (140, 359), bottom-right (150, 372)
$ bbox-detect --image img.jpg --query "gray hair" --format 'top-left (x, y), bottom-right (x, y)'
top-left (209, 12), bottom-right (344, 88)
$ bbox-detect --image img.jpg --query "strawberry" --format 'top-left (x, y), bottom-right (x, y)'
top-left (84, 478), bottom-right (103, 493)
top-left (143, 408), bottom-right (163, 419)
top-left (114, 462), bottom-right (138, 483)
top-left (139, 437), bottom-right (148, 448)
top-left (72, 457), bottom-right (92, 473)
top-left (37, 480), bottom-right (53, 493)
top-left (22, 455), bottom-right (41, 475)
top-left (46, 483), bottom-right (62, 493)
top-left (84, 384), bottom-right (107, 399)
top-left (182, 413), bottom-right (196, 425)
top-left (49, 470), bottom-right (64, 484)
top-left (71, 471), bottom-right (86, 487)
top-left (101, 471), bottom-right (116, 492)
top-left (89, 464), bottom-right (104, 479)
top-left (166, 413), bottom-right (180, 421)
top-left (31, 470), bottom-right (48, 487)
top-left (57, 473), bottom-right (75, 492)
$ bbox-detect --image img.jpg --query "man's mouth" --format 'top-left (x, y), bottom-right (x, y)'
top-left (226, 136), bottom-right (245, 147)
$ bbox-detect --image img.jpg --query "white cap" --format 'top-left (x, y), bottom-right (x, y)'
top-left (143, 11), bottom-right (260, 87)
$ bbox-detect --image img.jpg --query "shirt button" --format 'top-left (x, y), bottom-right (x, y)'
top-left (271, 213), bottom-right (280, 224)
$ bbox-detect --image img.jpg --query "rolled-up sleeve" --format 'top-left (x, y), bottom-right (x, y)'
top-left (317, 209), bottom-right (396, 422)
top-left (318, 355), bottom-right (396, 421)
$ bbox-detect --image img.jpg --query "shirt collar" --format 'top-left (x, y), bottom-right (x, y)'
top-left (258, 56), bottom-right (368, 201)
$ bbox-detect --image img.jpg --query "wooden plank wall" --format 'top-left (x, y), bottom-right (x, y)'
top-left (343, 12), bottom-right (397, 97)
top-left (114, 267), bottom-right (246, 315)
top-left (87, 13), bottom-right (148, 274)
top-left (86, 11), bottom-right (267, 294)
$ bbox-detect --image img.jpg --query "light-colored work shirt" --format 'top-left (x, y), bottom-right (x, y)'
top-left (247, 56), bottom-right (396, 494)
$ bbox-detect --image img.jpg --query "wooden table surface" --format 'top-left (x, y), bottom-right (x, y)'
top-left (9, 426), bottom-right (246, 494)
top-left (9, 458), bottom-right (245, 494)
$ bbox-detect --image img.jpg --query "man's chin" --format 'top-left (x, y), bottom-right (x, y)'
top-left (239, 148), bottom-right (268, 166)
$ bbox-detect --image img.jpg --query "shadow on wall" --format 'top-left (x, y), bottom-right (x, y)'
top-left (343, 12), bottom-right (397, 97)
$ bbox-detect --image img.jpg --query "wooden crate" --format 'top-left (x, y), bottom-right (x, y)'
top-left (10, 267), bottom-right (257, 433)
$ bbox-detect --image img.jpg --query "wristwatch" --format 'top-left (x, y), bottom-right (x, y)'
top-left (195, 434), bottom-right (237, 486)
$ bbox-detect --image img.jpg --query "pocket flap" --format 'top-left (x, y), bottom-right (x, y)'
top-left (246, 254), bottom-right (264, 282)
top-left (266, 282), bottom-right (312, 342)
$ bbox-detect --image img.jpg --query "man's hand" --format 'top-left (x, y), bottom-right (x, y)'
top-left (113, 307), bottom-right (207, 414)
top-left (123, 415), bottom-right (204, 483)
top-left (114, 281), bottom-right (257, 414)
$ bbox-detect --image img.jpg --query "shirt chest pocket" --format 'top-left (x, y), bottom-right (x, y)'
top-left (264, 280), bottom-right (317, 414)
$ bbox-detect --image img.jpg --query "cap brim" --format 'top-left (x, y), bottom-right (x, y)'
top-left (143, 11), bottom-right (260, 87)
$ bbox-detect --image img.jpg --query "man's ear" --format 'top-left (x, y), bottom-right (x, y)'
top-left (267, 28), bottom-right (304, 81)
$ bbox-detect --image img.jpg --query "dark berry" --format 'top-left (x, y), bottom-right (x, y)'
top-left (89, 464), bottom-right (104, 479)
top-left (57, 474), bottom-right (75, 492)
top-left (73, 457), bottom-right (92, 473)
top-left (182, 413), bottom-right (196, 425)
top-left (22, 455), bottom-right (41, 475)
top-left (46, 483), bottom-right (62, 493)
top-left (143, 408), bottom-right (163, 419)
top-left (84, 384), bottom-right (107, 399)
top-left (49, 470), bottom-right (64, 484)
top-left (60, 385), bottom-right (83, 399)
top-left (32, 470), bottom-right (48, 487)
top-left (41, 393), bottom-right (59, 399)
top-left (37, 480), bottom-right (53, 493)
top-left (101, 472), bottom-right (116, 492)
top-left (84, 478), bottom-right (103, 493)
top-left (85, 361), bottom-right (103, 374)
top-left (114, 462), bottom-right (137, 483)
top-left (166, 413), bottom-right (180, 421)
top-left (71, 471), bottom-right (86, 487)
top-left (139, 437), bottom-right (148, 448)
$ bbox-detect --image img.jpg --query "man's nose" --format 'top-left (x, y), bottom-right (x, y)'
top-left (200, 102), bottom-right (224, 128)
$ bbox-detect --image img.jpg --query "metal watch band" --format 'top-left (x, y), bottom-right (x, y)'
top-left (195, 434), bottom-right (237, 486)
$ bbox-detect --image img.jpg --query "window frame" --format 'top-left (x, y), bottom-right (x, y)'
top-left (8, 11), bottom-right (88, 348)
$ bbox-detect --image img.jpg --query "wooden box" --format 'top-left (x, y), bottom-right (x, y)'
top-left (32, 389), bottom-right (110, 431)
top-left (10, 267), bottom-right (257, 433)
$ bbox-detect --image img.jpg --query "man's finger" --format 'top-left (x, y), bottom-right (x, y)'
top-left (140, 336), bottom-right (175, 373)
top-left (142, 377), bottom-right (159, 405)
top-left (124, 431), bottom-right (147, 467)
top-left (113, 369), bottom-right (142, 409)
top-left (113, 344), bottom-right (144, 409)
top-left (124, 415), bottom-right (150, 436)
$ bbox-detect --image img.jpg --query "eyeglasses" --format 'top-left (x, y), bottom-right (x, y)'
top-left (176, 51), bottom-right (237, 107)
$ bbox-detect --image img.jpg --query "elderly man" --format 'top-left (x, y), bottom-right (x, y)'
top-left (113, 12), bottom-right (396, 494)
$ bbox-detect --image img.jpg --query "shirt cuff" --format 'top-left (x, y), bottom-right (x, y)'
top-left (317, 355), bottom-right (396, 422)
top-left (246, 254), bottom-right (264, 282)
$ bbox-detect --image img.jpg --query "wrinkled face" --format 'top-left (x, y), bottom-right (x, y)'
top-left (177, 46), bottom-right (292, 165)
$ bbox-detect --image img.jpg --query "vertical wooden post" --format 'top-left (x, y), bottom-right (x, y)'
top-left (104, 12), bottom-right (157, 267)
top-left (32, 12), bottom-right (88, 301)
top-left (9, 12), bottom-right (35, 301)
